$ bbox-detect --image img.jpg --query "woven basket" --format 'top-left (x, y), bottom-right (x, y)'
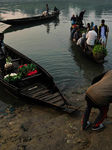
top-left (93, 53), bottom-right (106, 60)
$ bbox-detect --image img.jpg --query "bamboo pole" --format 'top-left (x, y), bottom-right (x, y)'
top-left (105, 27), bottom-right (109, 48)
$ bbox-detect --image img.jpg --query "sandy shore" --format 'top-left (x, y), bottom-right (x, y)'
top-left (0, 86), bottom-right (112, 150)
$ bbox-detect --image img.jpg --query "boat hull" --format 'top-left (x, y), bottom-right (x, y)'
top-left (0, 13), bottom-right (60, 25)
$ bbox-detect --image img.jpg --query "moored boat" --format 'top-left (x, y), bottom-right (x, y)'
top-left (0, 12), bottom-right (60, 26)
top-left (0, 44), bottom-right (75, 113)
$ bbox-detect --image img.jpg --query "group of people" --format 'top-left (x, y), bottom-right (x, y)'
top-left (71, 18), bottom-right (109, 50)
top-left (86, 20), bottom-right (108, 46)
top-left (71, 11), bottom-right (111, 131)
top-left (43, 4), bottom-right (59, 16)
top-left (71, 10), bottom-right (86, 28)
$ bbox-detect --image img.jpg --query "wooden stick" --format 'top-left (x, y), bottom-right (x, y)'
top-left (105, 27), bottom-right (109, 48)
top-left (68, 105), bottom-right (84, 112)
top-left (68, 105), bottom-right (96, 114)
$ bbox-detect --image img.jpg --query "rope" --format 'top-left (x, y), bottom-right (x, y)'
top-left (68, 105), bottom-right (97, 114)
top-left (68, 105), bottom-right (84, 112)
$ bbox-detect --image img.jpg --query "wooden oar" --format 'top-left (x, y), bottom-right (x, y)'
top-left (105, 27), bottom-right (109, 48)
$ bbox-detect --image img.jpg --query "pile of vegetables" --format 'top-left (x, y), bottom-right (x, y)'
top-left (92, 44), bottom-right (107, 55)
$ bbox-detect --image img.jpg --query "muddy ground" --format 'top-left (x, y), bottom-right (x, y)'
top-left (0, 86), bottom-right (112, 150)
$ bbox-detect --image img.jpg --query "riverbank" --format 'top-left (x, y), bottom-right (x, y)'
top-left (0, 86), bottom-right (112, 150)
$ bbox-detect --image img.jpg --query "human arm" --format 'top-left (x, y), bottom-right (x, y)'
top-left (106, 26), bottom-right (109, 38)
top-left (86, 32), bottom-right (89, 39)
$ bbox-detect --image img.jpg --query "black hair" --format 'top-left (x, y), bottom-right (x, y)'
top-left (101, 19), bottom-right (105, 23)
top-left (0, 33), bottom-right (4, 40)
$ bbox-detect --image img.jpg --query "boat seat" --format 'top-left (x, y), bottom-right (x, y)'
top-left (21, 73), bottom-right (42, 82)
top-left (11, 58), bottom-right (21, 62)
top-left (18, 73), bottom-right (42, 88)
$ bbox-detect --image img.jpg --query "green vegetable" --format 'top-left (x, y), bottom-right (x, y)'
top-left (6, 57), bottom-right (12, 63)
top-left (92, 44), bottom-right (107, 55)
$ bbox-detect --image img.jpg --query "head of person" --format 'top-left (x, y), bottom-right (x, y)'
top-left (101, 19), bottom-right (105, 26)
top-left (72, 14), bottom-right (75, 17)
top-left (87, 23), bottom-right (90, 28)
top-left (82, 33), bottom-right (86, 38)
top-left (91, 22), bottom-right (94, 26)
top-left (76, 15), bottom-right (78, 18)
top-left (0, 33), bottom-right (4, 41)
top-left (83, 9), bottom-right (86, 12)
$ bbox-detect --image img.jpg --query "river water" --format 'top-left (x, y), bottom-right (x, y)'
top-left (0, 0), bottom-right (112, 108)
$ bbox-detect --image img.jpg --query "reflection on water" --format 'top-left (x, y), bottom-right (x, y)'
top-left (0, 0), bottom-right (112, 108)
top-left (69, 40), bottom-right (104, 82)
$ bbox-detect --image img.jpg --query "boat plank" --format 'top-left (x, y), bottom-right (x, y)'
top-left (52, 100), bottom-right (65, 106)
top-left (39, 92), bottom-right (60, 101)
top-left (20, 87), bottom-right (45, 95)
top-left (28, 89), bottom-right (50, 98)
top-left (47, 96), bottom-right (62, 103)
top-left (20, 82), bottom-right (45, 92)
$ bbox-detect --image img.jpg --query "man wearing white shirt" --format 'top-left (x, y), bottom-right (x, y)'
top-left (86, 26), bottom-right (97, 46)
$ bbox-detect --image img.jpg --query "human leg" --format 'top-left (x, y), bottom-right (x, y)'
top-left (81, 96), bottom-right (92, 129)
top-left (100, 36), bottom-right (106, 46)
top-left (92, 105), bottom-right (109, 130)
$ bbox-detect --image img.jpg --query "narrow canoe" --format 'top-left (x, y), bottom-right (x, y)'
top-left (71, 26), bottom-right (107, 63)
top-left (0, 12), bottom-right (60, 26)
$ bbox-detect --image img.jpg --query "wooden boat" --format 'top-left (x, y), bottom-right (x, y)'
top-left (3, 18), bottom-right (60, 34)
top-left (0, 44), bottom-right (75, 113)
top-left (0, 12), bottom-right (60, 26)
top-left (73, 42), bottom-right (106, 63)
top-left (71, 26), bottom-right (107, 63)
